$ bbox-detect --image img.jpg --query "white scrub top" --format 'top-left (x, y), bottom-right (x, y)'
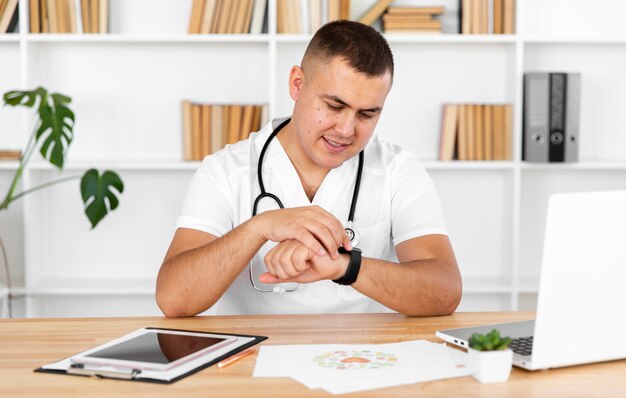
top-left (176, 117), bottom-right (448, 315)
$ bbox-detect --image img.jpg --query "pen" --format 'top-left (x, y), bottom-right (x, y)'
top-left (217, 348), bottom-right (257, 369)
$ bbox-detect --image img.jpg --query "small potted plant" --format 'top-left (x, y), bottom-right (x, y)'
top-left (468, 329), bottom-right (513, 383)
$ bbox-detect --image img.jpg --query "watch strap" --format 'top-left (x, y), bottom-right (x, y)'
top-left (332, 247), bottom-right (362, 286)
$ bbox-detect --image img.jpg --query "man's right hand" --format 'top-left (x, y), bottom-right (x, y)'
top-left (254, 205), bottom-right (352, 260)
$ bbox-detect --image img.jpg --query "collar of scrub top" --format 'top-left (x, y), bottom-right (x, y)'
top-left (249, 117), bottom-right (364, 294)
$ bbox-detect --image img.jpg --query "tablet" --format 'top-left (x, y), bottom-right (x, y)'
top-left (70, 329), bottom-right (237, 371)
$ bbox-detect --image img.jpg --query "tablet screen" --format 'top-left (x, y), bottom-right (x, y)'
top-left (86, 331), bottom-right (229, 365)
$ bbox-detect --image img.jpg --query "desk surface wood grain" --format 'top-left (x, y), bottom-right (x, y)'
top-left (1, 312), bottom-right (624, 397)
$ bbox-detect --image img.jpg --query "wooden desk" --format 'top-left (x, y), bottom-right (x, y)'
top-left (1, 312), bottom-right (624, 397)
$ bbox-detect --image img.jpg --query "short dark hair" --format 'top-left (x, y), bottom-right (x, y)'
top-left (302, 20), bottom-right (394, 81)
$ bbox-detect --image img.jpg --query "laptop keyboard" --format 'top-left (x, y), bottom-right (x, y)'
top-left (509, 336), bottom-right (533, 356)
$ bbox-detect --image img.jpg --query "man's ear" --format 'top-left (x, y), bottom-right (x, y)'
top-left (288, 65), bottom-right (304, 101)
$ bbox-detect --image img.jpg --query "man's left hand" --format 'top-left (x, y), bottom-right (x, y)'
top-left (259, 240), bottom-right (349, 284)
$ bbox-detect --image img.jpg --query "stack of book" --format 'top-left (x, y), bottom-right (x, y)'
top-left (0, 0), bottom-right (18, 33)
top-left (439, 103), bottom-right (512, 161)
top-left (181, 102), bottom-right (267, 161)
top-left (188, 0), bottom-right (267, 34)
top-left (460, 0), bottom-right (515, 34)
top-left (29, 0), bottom-right (109, 33)
top-left (382, 6), bottom-right (444, 35)
top-left (277, 0), bottom-right (348, 34)
top-left (0, 150), bottom-right (21, 160)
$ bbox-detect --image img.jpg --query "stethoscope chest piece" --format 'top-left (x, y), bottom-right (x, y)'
top-left (345, 222), bottom-right (360, 247)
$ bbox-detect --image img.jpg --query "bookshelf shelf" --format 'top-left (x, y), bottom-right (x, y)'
top-left (423, 161), bottom-right (515, 171)
top-left (521, 161), bottom-right (626, 171)
top-left (25, 160), bottom-right (522, 172)
top-left (0, 161), bottom-right (20, 170)
top-left (24, 34), bottom-right (271, 44)
top-left (28, 161), bottom-right (201, 171)
top-left (274, 34), bottom-right (518, 45)
top-left (523, 37), bottom-right (626, 45)
top-left (25, 279), bottom-right (155, 296)
top-left (3, 0), bottom-right (626, 317)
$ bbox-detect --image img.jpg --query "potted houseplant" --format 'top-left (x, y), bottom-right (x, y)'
top-left (0, 87), bottom-right (124, 318)
top-left (468, 329), bottom-right (513, 383)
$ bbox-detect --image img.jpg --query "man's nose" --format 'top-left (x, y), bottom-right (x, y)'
top-left (335, 112), bottom-right (356, 137)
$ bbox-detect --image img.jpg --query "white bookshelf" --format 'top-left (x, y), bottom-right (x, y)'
top-left (1, 0), bottom-right (626, 318)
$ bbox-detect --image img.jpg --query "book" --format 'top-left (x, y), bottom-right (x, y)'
top-left (502, 104), bottom-right (513, 160)
top-left (461, 0), bottom-right (470, 34)
top-left (225, 105), bottom-right (238, 145)
top-left (199, 0), bottom-right (216, 33)
top-left (182, 100), bottom-right (193, 161)
top-left (327, 0), bottom-right (339, 22)
top-left (503, 0), bottom-right (514, 34)
top-left (249, 0), bottom-right (266, 33)
top-left (188, 0), bottom-right (204, 34)
top-left (467, 104), bottom-right (475, 160)
top-left (309, 0), bottom-right (321, 33)
top-left (240, 105), bottom-right (254, 141)
top-left (493, 0), bottom-right (502, 34)
top-left (191, 104), bottom-right (202, 160)
top-left (46, 0), bottom-right (57, 32)
top-left (210, 105), bottom-right (223, 154)
top-left (0, 150), bottom-right (22, 160)
top-left (456, 104), bottom-right (467, 160)
top-left (439, 104), bottom-right (458, 161)
top-left (357, 0), bottom-right (394, 26)
top-left (340, 0), bottom-right (350, 20)
top-left (5, 0), bottom-right (18, 32)
top-left (30, 0), bottom-right (40, 32)
top-left (475, 104), bottom-right (484, 160)
top-left (493, 104), bottom-right (504, 160)
top-left (216, 0), bottom-right (231, 33)
top-left (383, 14), bottom-right (433, 23)
top-left (384, 28), bottom-right (441, 35)
top-left (384, 20), bottom-right (441, 30)
top-left (68, 0), bottom-right (78, 33)
top-left (386, 6), bottom-right (445, 15)
top-left (241, 0), bottom-right (254, 34)
top-left (484, 104), bottom-right (493, 160)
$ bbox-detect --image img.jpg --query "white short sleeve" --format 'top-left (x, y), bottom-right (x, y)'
top-left (176, 156), bottom-right (235, 237)
top-left (390, 151), bottom-right (447, 246)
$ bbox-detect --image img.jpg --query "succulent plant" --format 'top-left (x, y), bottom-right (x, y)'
top-left (468, 329), bottom-right (512, 351)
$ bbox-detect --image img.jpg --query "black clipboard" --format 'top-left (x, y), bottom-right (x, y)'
top-left (34, 327), bottom-right (268, 384)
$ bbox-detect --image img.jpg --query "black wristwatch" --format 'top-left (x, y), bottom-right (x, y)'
top-left (332, 247), bottom-right (362, 286)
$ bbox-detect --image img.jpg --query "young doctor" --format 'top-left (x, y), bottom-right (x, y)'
top-left (156, 20), bottom-right (462, 318)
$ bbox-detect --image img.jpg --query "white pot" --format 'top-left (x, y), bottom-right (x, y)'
top-left (468, 348), bottom-right (513, 384)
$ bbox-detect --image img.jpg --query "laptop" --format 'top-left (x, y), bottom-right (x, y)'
top-left (436, 190), bottom-right (626, 370)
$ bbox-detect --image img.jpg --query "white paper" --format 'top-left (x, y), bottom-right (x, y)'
top-left (253, 340), bottom-right (465, 395)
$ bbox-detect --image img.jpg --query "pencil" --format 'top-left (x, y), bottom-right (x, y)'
top-left (217, 348), bottom-right (257, 369)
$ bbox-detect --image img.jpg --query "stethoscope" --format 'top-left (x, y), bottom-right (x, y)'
top-left (249, 118), bottom-right (364, 293)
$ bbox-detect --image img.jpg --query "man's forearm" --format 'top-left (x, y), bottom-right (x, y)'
top-left (156, 218), bottom-right (265, 317)
top-left (352, 257), bottom-right (462, 316)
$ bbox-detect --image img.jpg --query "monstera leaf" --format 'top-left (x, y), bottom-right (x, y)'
top-left (3, 87), bottom-right (74, 169)
top-left (80, 169), bottom-right (124, 229)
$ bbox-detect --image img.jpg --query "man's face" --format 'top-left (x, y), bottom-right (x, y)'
top-left (289, 57), bottom-right (392, 171)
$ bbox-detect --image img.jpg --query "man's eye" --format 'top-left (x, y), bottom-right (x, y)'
top-left (359, 112), bottom-right (374, 120)
top-left (327, 104), bottom-right (342, 111)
